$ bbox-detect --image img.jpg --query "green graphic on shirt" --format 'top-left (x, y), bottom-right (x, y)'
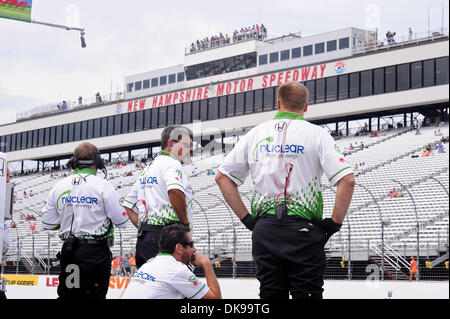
top-left (252, 136), bottom-right (274, 162)
top-left (250, 176), bottom-right (323, 220)
top-left (56, 189), bottom-right (72, 211)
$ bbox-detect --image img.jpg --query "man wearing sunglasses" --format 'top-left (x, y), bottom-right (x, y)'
top-left (121, 223), bottom-right (221, 299)
top-left (124, 126), bottom-right (194, 268)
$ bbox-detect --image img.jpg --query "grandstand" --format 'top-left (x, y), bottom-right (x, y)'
top-left (0, 26), bottom-right (448, 280)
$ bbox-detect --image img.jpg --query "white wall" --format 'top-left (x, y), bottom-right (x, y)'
top-left (2, 276), bottom-right (449, 299)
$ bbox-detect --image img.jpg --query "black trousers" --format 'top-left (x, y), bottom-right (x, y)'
top-left (252, 214), bottom-right (327, 299)
top-left (135, 224), bottom-right (164, 268)
top-left (57, 240), bottom-right (112, 299)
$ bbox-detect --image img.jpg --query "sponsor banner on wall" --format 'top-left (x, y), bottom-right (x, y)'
top-left (1, 274), bottom-right (38, 286)
top-left (0, 0), bottom-right (33, 22)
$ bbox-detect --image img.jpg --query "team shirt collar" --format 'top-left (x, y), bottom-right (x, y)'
top-left (160, 150), bottom-right (180, 162)
top-left (72, 168), bottom-right (97, 175)
top-left (274, 111), bottom-right (305, 120)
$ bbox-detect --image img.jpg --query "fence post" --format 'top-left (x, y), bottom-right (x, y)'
top-left (192, 198), bottom-right (211, 259)
top-left (391, 179), bottom-right (419, 281)
top-left (208, 193), bottom-right (237, 278)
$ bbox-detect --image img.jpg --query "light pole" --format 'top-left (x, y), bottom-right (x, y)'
top-left (207, 193), bottom-right (237, 278)
top-left (391, 179), bottom-right (419, 281)
top-left (356, 183), bottom-right (387, 280)
top-left (192, 198), bottom-right (211, 259)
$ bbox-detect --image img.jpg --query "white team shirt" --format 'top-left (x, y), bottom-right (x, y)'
top-left (219, 111), bottom-right (353, 220)
top-left (125, 152), bottom-right (193, 226)
top-left (121, 253), bottom-right (208, 299)
top-left (41, 168), bottom-right (129, 239)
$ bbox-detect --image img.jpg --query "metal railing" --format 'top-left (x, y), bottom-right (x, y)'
top-left (352, 28), bottom-right (449, 55)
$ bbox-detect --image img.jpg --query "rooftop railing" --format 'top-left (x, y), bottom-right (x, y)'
top-left (352, 28), bottom-right (449, 55)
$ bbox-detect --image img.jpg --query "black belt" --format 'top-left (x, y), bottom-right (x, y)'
top-left (74, 238), bottom-right (107, 245)
top-left (260, 213), bottom-right (311, 223)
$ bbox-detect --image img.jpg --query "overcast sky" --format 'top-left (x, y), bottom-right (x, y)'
top-left (0, 0), bottom-right (448, 125)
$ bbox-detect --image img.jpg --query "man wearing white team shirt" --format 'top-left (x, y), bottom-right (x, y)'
top-left (216, 82), bottom-right (355, 299)
top-left (41, 142), bottom-right (130, 299)
top-left (121, 223), bottom-right (221, 299)
top-left (124, 126), bottom-right (194, 268)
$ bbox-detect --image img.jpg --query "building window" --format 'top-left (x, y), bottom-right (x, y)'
top-left (303, 45), bottom-right (313, 56)
top-left (169, 74), bottom-right (176, 84)
top-left (338, 74), bottom-right (349, 100)
top-left (135, 81), bottom-right (142, 91)
top-left (305, 80), bottom-right (315, 104)
top-left (291, 47), bottom-right (301, 59)
top-left (259, 54), bottom-right (268, 65)
top-left (151, 77), bottom-right (158, 88)
top-left (245, 52), bottom-right (257, 68)
top-left (385, 66), bottom-right (396, 93)
top-left (158, 107), bottom-right (167, 128)
top-left (208, 98), bottom-right (219, 120)
top-left (175, 104), bottom-right (183, 124)
top-left (315, 42), bottom-right (325, 54)
top-left (339, 37), bottom-right (350, 49)
top-left (114, 115), bottom-right (121, 135)
top-left (160, 76), bottom-right (167, 86)
top-left (423, 59), bottom-right (435, 87)
top-left (182, 102), bottom-right (191, 124)
top-left (143, 109), bottom-right (151, 130)
top-left (326, 76), bottom-right (338, 102)
top-left (177, 72), bottom-right (185, 82)
top-left (373, 68), bottom-right (384, 94)
top-left (151, 108), bottom-right (158, 128)
top-left (200, 99), bottom-right (208, 121)
top-left (280, 49), bottom-right (290, 61)
top-left (436, 56), bottom-right (449, 85)
top-left (107, 116), bottom-right (114, 136)
top-left (219, 96), bottom-right (227, 118)
top-left (94, 118), bottom-right (101, 137)
top-left (127, 83), bottom-right (133, 92)
top-left (269, 52), bottom-right (279, 63)
top-left (167, 105), bottom-right (175, 125)
top-left (192, 101), bottom-right (200, 121)
top-left (143, 79), bottom-right (150, 89)
top-left (327, 40), bottom-right (337, 52)
top-left (244, 91), bottom-right (254, 113)
top-left (235, 93), bottom-right (244, 115)
top-left (349, 73), bottom-right (360, 98)
top-left (235, 55), bottom-right (246, 70)
top-left (74, 123), bottom-right (81, 142)
top-left (397, 63), bottom-right (410, 91)
top-left (129, 112), bottom-right (136, 132)
top-left (410, 61), bottom-right (422, 89)
top-left (254, 89), bottom-right (263, 113)
top-left (227, 94), bottom-right (235, 117)
top-left (360, 70), bottom-right (373, 96)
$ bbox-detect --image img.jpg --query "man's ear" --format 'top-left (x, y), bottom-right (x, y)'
top-left (303, 102), bottom-right (309, 113)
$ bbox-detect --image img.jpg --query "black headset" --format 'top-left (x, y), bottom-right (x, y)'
top-left (68, 151), bottom-right (107, 178)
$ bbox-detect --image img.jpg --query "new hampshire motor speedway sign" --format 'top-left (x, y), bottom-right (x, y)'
top-left (116, 61), bottom-right (344, 114)
top-left (0, 0), bottom-right (32, 22)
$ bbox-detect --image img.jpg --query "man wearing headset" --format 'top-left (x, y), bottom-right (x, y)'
top-left (121, 223), bottom-right (221, 299)
top-left (215, 82), bottom-right (355, 299)
top-left (41, 142), bottom-right (130, 299)
top-left (123, 126), bottom-right (194, 268)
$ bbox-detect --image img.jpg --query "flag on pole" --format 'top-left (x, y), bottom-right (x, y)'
top-left (0, 0), bottom-right (33, 22)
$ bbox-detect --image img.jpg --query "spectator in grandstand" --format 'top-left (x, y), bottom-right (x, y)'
top-left (78, 96), bottom-right (83, 105)
top-left (41, 142), bottom-right (130, 299)
top-left (111, 256), bottom-right (120, 276)
top-left (121, 224), bottom-right (221, 299)
top-left (438, 142), bottom-right (445, 153)
top-left (396, 189), bottom-right (404, 198)
top-left (123, 254), bottom-right (131, 277)
top-left (29, 189), bottom-right (33, 197)
top-left (360, 162), bottom-right (367, 175)
top-left (409, 256), bottom-right (418, 281)
top-left (422, 149), bottom-right (430, 157)
top-left (415, 127), bottom-right (422, 135)
top-left (435, 129), bottom-right (443, 136)
top-left (408, 27), bottom-right (413, 41)
top-left (129, 253), bottom-right (137, 276)
top-left (123, 126), bottom-right (193, 268)
top-left (95, 92), bottom-right (102, 103)
top-left (215, 81), bottom-right (355, 299)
